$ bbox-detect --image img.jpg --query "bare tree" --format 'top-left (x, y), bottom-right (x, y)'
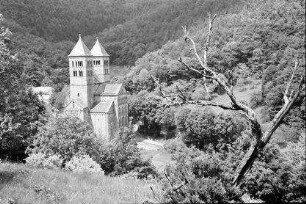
top-left (151, 14), bottom-right (305, 186)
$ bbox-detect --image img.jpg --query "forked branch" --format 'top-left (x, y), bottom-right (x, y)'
top-left (233, 66), bottom-right (305, 185)
top-left (180, 15), bottom-right (305, 186)
top-left (154, 13), bottom-right (304, 188)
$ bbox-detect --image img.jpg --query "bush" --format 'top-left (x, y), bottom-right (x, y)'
top-left (65, 154), bottom-right (103, 173)
top-left (164, 137), bottom-right (188, 155)
top-left (175, 107), bottom-right (246, 150)
top-left (162, 133), bottom-right (306, 203)
top-left (162, 143), bottom-right (244, 203)
top-left (96, 128), bottom-right (158, 179)
top-left (28, 115), bottom-right (157, 177)
top-left (243, 134), bottom-right (306, 203)
top-left (250, 91), bottom-right (263, 108)
top-left (191, 86), bottom-right (207, 101)
top-left (25, 153), bottom-right (63, 169)
top-left (28, 114), bottom-right (99, 162)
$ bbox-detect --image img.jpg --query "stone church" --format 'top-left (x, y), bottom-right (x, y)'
top-left (65, 34), bottom-right (128, 140)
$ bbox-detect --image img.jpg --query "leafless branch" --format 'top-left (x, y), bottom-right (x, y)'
top-left (182, 15), bottom-right (305, 186)
top-left (156, 13), bottom-right (304, 188)
top-left (233, 61), bottom-right (305, 185)
top-left (178, 57), bottom-right (202, 75)
top-left (284, 60), bottom-right (299, 104)
top-left (186, 100), bottom-right (235, 110)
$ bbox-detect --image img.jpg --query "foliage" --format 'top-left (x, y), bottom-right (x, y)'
top-left (175, 107), bottom-right (246, 150)
top-left (0, 16), bottom-right (46, 160)
top-left (96, 128), bottom-right (158, 178)
top-left (27, 114), bottom-right (99, 162)
top-left (249, 90), bottom-right (263, 109)
top-left (25, 153), bottom-right (63, 169)
top-left (49, 85), bottom-right (69, 110)
top-left (65, 154), bottom-right (103, 173)
top-left (27, 114), bottom-right (156, 177)
top-left (162, 133), bottom-right (306, 203)
top-left (243, 134), bottom-right (306, 203)
top-left (162, 140), bottom-right (245, 203)
top-left (128, 91), bottom-right (176, 137)
top-left (124, 0), bottom-right (305, 130)
top-left (0, 0), bottom-right (242, 66)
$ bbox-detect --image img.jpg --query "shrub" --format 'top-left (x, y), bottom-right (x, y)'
top-left (175, 107), bottom-right (246, 150)
top-left (191, 86), bottom-right (207, 101)
top-left (250, 91), bottom-right (263, 108)
top-left (243, 134), bottom-right (306, 203)
top-left (162, 143), bottom-right (244, 203)
top-left (164, 138), bottom-right (187, 154)
top-left (162, 133), bottom-right (306, 203)
top-left (96, 128), bottom-right (158, 179)
top-left (28, 114), bottom-right (99, 162)
top-left (65, 154), bottom-right (103, 173)
top-left (25, 153), bottom-right (63, 169)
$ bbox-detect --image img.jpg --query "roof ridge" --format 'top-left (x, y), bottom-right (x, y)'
top-left (68, 34), bottom-right (92, 57)
top-left (90, 37), bottom-right (110, 57)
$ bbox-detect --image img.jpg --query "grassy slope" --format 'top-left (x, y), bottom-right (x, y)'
top-left (0, 162), bottom-right (162, 204)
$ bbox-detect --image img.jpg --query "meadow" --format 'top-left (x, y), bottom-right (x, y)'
top-left (0, 162), bottom-right (162, 204)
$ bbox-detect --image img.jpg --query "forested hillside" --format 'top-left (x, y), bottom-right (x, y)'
top-left (0, 0), bottom-right (163, 42)
top-left (0, 0), bottom-right (242, 70)
top-left (125, 0), bottom-right (305, 133)
top-left (122, 1), bottom-right (305, 202)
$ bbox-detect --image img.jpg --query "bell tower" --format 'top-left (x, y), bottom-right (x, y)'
top-left (91, 37), bottom-right (110, 83)
top-left (68, 34), bottom-right (94, 108)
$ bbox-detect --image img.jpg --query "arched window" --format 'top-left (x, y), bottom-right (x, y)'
top-left (104, 59), bottom-right (109, 65)
top-left (72, 61), bottom-right (74, 67)
top-left (77, 93), bottom-right (80, 97)
top-left (79, 71), bottom-right (83, 76)
top-left (73, 71), bottom-right (77, 76)
top-left (105, 68), bottom-right (109, 74)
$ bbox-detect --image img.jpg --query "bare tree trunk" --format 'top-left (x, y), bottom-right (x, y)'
top-left (233, 71), bottom-right (304, 185)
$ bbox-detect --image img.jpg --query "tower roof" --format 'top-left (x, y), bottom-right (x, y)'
top-left (91, 37), bottom-right (110, 57)
top-left (68, 34), bottom-right (92, 57)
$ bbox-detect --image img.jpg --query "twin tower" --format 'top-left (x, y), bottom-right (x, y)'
top-left (66, 34), bottom-right (128, 140)
top-left (68, 34), bottom-right (110, 108)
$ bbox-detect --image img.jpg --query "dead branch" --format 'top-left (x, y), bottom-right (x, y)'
top-left (181, 15), bottom-right (305, 186)
top-left (153, 13), bottom-right (304, 188)
top-left (233, 63), bottom-right (304, 185)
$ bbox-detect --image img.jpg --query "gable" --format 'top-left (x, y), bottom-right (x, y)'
top-left (65, 99), bottom-right (86, 111)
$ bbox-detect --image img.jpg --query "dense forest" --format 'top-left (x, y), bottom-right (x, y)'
top-left (0, 0), bottom-right (242, 91)
top-left (1, 0), bottom-right (305, 203)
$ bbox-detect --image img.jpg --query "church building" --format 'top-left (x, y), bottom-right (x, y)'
top-left (65, 34), bottom-right (128, 140)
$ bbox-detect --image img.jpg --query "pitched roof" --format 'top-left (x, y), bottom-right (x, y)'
top-left (90, 37), bottom-right (110, 57)
top-left (68, 34), bottom-right (92, 57)
top-left (90, 101), bottom-right (113, 113)
top-left (93, 83), bottom-right (106, 95)
top-left (102, 84), bottom-right (123, 95)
